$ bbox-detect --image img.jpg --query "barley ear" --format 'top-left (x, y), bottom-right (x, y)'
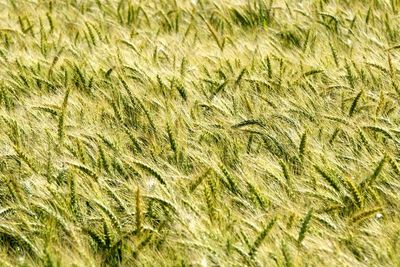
top-left (348, 90), bottom-right (363, 117)
top-left (299, 131), bottom-right (307, 161)
top-left (135, 187), bottom-right (142, 233)
top-left (314, 166), bottom-right (341, 193)
top-left (298, 209), bottom-right (313, 245)
top-left (69, 175), bottom-right (81, 222)
top-left (359, 155), bottom-right (386, 189)
top-left (58, 87), bottom-right (71, 145)
top-left (345, 60), bottom-right (355, 89)
top-left (249, 217), bottom-right (277, 258)
top-left (351, 207), bottom-right (383, 224)
top-left (344, 177), bottom-right (364, 209)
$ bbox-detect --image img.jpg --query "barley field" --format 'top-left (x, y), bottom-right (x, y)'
top-left (0, 0), bottom-right (399, 266)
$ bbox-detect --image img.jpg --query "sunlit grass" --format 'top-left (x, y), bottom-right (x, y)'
top-left (0, 0), bottom-right (399, 266)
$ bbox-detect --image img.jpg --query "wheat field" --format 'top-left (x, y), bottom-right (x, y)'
top-left (0, 0), bottom-right (399, 266)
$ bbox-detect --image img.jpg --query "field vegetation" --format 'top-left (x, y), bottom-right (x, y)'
top-left (0, 0), bottom-right (399, 266)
